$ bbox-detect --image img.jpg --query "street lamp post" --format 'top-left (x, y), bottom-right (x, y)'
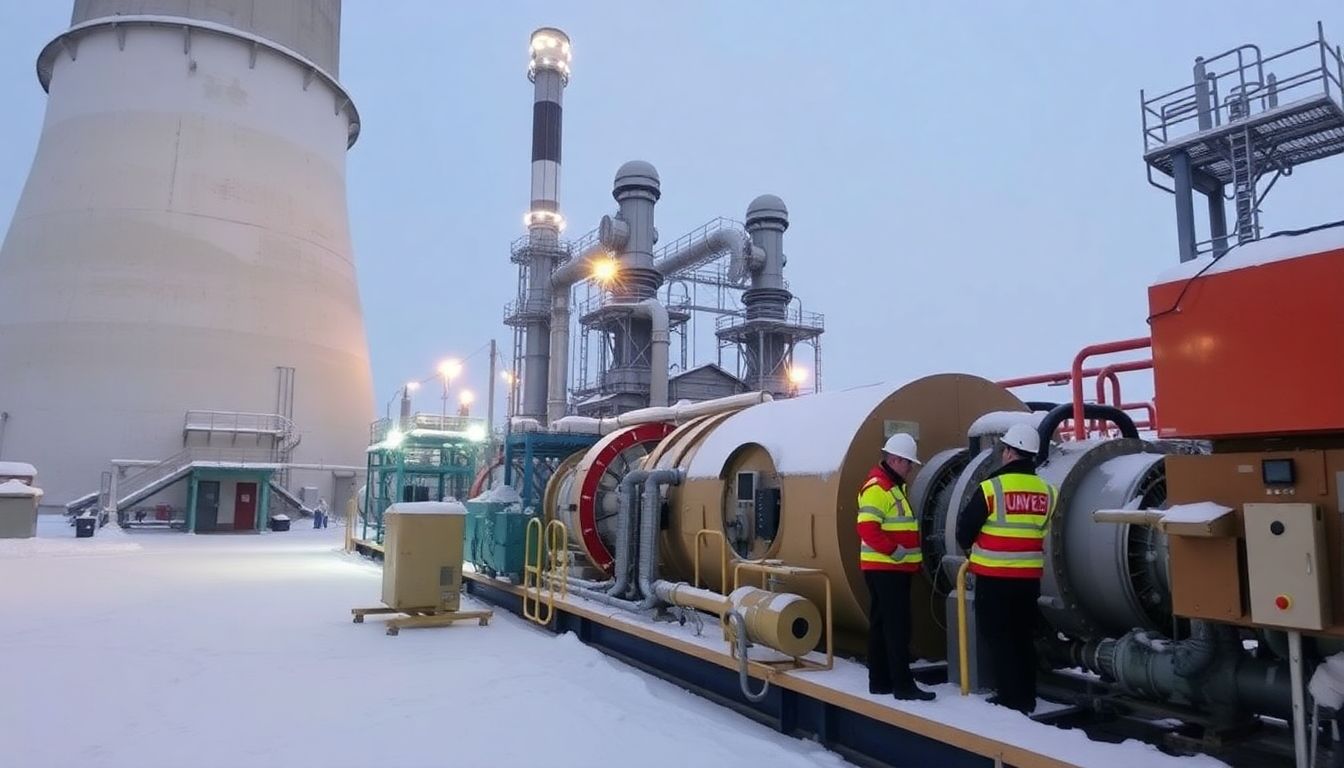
top-left (385, 380), bottom-right (421, 421)
top-left (438, 358), bottom-right (462, 423)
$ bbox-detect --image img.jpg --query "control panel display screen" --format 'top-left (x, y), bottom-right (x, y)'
top-left (1261, 458), bottom-right (1295, 486)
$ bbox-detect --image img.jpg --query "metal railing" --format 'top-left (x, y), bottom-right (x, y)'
top-left (1141, 24), bottom-right (1344, 151)
top-left (183, 410), bottom-right (292, 436)
top-left (714, 306), bottom-right (826, 333)
top-left (574, 288), bottom-right (693, 320)
top-left (652, 217), bottom-right (746, 276)
top-left (509, 234), bottom-right (571, 265)
top-left (102, 446), bottom-right (282, 513)
top-left (369, 414), bottom-right (486, 444)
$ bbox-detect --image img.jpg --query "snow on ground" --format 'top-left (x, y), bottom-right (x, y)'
top-left (0, 517), bottom-right (849, 768)
top-left (560, 590), bottom-right (1229, 768)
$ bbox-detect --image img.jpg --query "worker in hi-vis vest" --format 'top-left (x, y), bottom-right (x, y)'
top-left (956, 422), bottom-right (1057, 715)
top-left (856, 432), bottom-right (935, 701)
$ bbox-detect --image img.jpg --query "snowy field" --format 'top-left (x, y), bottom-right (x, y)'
top-left (0, 518), bottom-right (849, 768)
top-left (0, 517), bottom-right (1234, 768)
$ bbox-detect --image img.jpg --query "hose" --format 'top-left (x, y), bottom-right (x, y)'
top-left (728, 610), bottom-right (770, 702)
top-left (1035, 403), bottom-right (1139, 466)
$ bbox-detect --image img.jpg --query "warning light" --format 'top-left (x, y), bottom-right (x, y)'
top-left (1275, 594), bottom-right (1292, 611)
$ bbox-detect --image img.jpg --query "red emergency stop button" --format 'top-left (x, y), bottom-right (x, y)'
top-left (1275, 594), bottom-right (1292, 611)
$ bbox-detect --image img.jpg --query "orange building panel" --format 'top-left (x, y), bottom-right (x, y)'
top-left (1148, 238), bottom-right (1344, 439)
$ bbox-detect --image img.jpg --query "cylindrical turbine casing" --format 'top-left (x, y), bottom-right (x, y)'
top-left (0, 6), bottom-right (372, 506)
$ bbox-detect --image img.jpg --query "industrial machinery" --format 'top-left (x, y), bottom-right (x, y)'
top-left (393, 21), bottom-right (1344, 768)
top-left (359, 414), bottom-right (487, 544)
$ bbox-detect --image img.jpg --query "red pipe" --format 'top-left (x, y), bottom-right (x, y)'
top-left (1120, 401), bottom-right (1157, 430)
top-left (1072, 338), bottom-right (1152, 440)
top-left (998, 366), bottom-right (1104, 389)
top-left (1095, 360), bottom-right (1157, 437)
top-left (997, 359), bottom-right (1153, 391)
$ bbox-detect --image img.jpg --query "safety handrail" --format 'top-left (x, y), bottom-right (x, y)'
top-left (522, 517), bottom-right (550, 624)
top-left (693, 528), bottom-right (729, 595)
top-left (956, 559), bottom-right (971, 697)
top-left (523, 517), bottom-right (570, 626)
top-left (732, 560), bottom-right (834, 673)
top-left (545, 520), bottom-right (570, 604)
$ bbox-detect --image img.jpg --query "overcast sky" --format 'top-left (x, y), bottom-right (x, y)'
top-left (2, 2), bottom-right (1341, 425)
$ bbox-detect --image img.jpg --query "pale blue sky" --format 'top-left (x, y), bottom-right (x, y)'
top-left (2, 2), bottom-right (1341, 425)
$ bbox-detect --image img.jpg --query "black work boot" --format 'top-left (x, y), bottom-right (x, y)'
top-left (893, 684), bottom-right (936, 701)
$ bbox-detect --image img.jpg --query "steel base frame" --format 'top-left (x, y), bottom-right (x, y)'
top-left (463, 577), bottom-right (997, 768)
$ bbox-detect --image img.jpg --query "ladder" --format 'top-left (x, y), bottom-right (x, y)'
top-left (522, 518), bottom-right (570, 625)
top-left (1227, 91), bottom-right (1260, 243)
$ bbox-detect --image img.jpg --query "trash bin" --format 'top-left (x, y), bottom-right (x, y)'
top-left (268, 514), bottom-right (291, 532)
top-left (75, 515), bottom-right (96, 538)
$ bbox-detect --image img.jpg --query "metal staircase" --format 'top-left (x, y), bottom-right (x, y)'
top-left (267, 480), bottom-right (315, 517)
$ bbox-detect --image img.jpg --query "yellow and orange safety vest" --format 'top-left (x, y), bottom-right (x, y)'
top-left (968, 473), bottom-right (1056, 579)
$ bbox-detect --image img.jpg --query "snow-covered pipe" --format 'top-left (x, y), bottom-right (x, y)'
top-left (653, 580), bottom-right (731, 614)
top-left (551, 391), bottom-right (773, 435)
top-left (544, 215), bottom-right (632, 424)
top-left (966, 410), bottom-right (1046, 438)
top-left (546, 291), bottom-right (573, 425)
top-left (550, 238), bottom-right (613, 290)
top-left (636, 468), bottom-right (684, 608)
top-left (626, 299), bottom-right (670, 409)
top-left (607, 469), bottom-right (648, 599)
top-left (653, 225), bottom-right (751, 278)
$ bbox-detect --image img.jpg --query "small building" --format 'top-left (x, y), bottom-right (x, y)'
top-left (186, 465), bottom-right (279, 533)
top-left (668, 363), bottom-right (748, 403)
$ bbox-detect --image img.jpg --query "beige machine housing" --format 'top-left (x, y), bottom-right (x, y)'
top-left (645, 374), bottom-right (1023, 656)
top-left (382, 502), bottom-right (467, 612)
top-left (1165, 450), bottom-right (1344, 637)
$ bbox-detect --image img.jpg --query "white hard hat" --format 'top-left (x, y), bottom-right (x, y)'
top-left (1001, 423), bottom-right (1041, 455)
top-left (881, 433), bottom-right (921, 465)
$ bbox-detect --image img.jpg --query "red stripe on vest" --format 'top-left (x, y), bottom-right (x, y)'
top-left (974, 533), bottom-right (1046, 553)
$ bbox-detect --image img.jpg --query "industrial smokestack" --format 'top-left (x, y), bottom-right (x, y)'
top-left (517, 27), bottom-right (572, 423)
top-left (0, 1), bottom-right (374, 507)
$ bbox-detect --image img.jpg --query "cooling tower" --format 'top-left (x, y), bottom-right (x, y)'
top-left (0, 0), bottom-right (374, 508)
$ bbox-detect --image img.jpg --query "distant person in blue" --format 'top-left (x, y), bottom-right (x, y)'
top-left (314, 497), bottom-right (329, 529)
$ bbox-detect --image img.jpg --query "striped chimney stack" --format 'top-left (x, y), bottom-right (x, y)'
top-left (519, 27), bottom-right (571, 421)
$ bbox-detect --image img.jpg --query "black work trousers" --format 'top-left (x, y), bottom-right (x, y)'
top-left (864, 570), bottom-right (915, 690)
top-left (975, 576), bottom-right (1041, 712)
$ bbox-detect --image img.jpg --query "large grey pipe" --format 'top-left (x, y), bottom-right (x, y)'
top-left (546, 219), bottom-right (630, 424)
top-left (1084, 621), bottom-right (1295, 722)
top-left (566, 468), bottom-right (682, 612)
top-left (623, 300), bottom-right (670, 409)
top-left (653, 225), bottom-right (751, 278)
top-left (635, 468), bottom-right (683, 607)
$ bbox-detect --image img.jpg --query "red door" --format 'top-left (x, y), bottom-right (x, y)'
top-left (234, 482), bottom-right (257, 531)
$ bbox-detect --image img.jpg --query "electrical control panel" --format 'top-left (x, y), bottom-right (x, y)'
top-left (754, 487), bottom-right (781, 540)
top-left (734, 471), bottom-right (758, 530)
top-left (1244, 502), bottom-right (1330, 631)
